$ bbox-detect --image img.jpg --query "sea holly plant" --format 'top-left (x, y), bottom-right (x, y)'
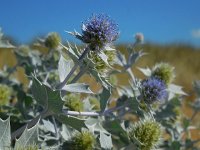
top-left (0, 14), bottom-right (200, 150)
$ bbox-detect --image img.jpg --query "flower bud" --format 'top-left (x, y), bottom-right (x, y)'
top-left (45, 32), bottom-right (61, 49)
top-left (141, 77), bottom-right (168, 104)
top-left (88, 50), bottom-right (116, 74)
top-left (128, 117), bottom-right (162, 150)
top-left (82, 14), bottom-right (119, 51)
top-left (151, 63), bottom-right (175, 85)
top-left (0, 84), bottom-right (12, 105)
top-left (70, 130), bottom-right (95, 150)
top-left (134, 33), bottom-right (144, 44)
top-left (64, 94), bottom-right (83, 112)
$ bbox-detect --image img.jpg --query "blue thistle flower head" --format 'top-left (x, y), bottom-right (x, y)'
top-left (141, 77), bottom-right (168, 104)
top-left (82, 14), bottom-right (119, 51)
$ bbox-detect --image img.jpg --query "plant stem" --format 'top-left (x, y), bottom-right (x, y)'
top-left (62, 104), bottom-right (127, 117)
top-left (56, 47), bottom-right (90, 89)
top-left (70, 65), bottom-right (88, 84)
top-left (11, 110), bottom-right (51, 141)
top-left (190, 109), bottom-right (198, 122)
top-left (127, 68), bottom-right (137, 87)
top-left (63, 110), bottom-right (100, 117)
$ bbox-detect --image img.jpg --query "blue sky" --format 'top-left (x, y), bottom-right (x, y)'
top-left (0, 0), bottom-right (200, 46)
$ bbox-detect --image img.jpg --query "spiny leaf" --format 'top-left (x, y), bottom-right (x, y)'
top-left (99, 132), bottom-right (113, 150)
top-left (98, 51), bottom-right (111, 67)
top-left (31, 76), bottom-right (64, 114)
top-left (99, 87), bottom-right (111, 112)
top-left (85, 118), bottom-right (109, 134)
top-left (116, 51), bottom-right (127, 66)
top-left (41, 120), bottom-right (56, 133)
top-left (168, 84), bottom-right (187, 100)
top-left (31, 76), bottom-right (47, 108)
top-left (60, 125), bottom-right (73, 141)
top-left (0, 117), bottom-right (11, 150)
top-left (138, 67), bottom-right (152, 77)
top-left (55, 114), bottom-right (86, 131)
top-left (127, 50), bottom-right (145, 67)
top-left (62, 83), bottom-right (93, 94)
top-left (0, 28), bottom-right (15, 49)
top-left (45, 85), bottom-right (64, 114)
top-left (14, 120), bottom-right (39, 149)
top-left (58, 55), bottom-right (73, 82)
top-left (90, 69), bottom-right (111, 90)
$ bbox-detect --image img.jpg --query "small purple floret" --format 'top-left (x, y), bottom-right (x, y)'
top-left (82, 14), bottom-right (119, 50)
top-left (141, 77), bottom-right (168, 104)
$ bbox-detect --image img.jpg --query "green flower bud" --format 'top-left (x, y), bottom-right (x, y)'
top-left (128, 117), bottom-right (162, 150)
top-left (70, 130), bottom-right (95, 150)
top-left (44, 32), bottom-right (61, 49)
top-left (88, 50), bottom-right (116, 74)
top-left (151, 63), bottom-right (175, 85)
top-left (48, 71), bottom-right (59, 82)
top-left (134, 33), bottom-right (144, 44)
top-left (0, 84), bottom-right (12, 105)
top-left (64, 94), bottom-right (83, 112)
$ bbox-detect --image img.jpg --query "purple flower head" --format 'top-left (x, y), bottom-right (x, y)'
top-left (82, 14), bottom-right (119, 51)
top-left (141, 77), bottom-right (168, 104)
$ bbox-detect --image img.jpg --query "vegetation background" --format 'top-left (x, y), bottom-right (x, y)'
top-left (1, 42), bottom-right (200, 123)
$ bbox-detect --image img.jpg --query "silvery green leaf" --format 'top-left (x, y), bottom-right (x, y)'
top-left (103, 120), bottom-right (129, 144)
top-left (31, 76), bottom-right (64, 114)
top-left (62, 83), bottom-right (93, 94)
top-left (58, 55), bottom-right (73, 82)
top-left (85, 118), bottom-right (109, 134)
top-left (168, 84), bottom-right (187, 100)
top-left (83, 98), bottom-right (92, 111)
top-left (0, 117), bottom-right (11, 150)
top-left (99, 87), bottom-right (111, 111)
top-left (29, 51), bottom-right (41, 66)
top-left (138, 67), bottom-right (152, 77)
top-left (42, 120), bottom-right (56, 133)
top-left (155, 98), bottom-right (181, 120)
top-left (117, 86), bottom-right (134, 97)
top-left (0, 41), bottom-right (15, 48)
top-left (0, 29), bottom-right (15, 48)
top-left (61, 125), bottom-right (73, 141)
top-left (127, 50), bottom-right (145, 67)
top-left (14, 120), bottom-right (39, 149)
top-left (65, 30), bottom-right (83, 41)
top-left (55, 114), bottom-right (86, 131)
top-left (90, 69), bottom-right (111, 90)
top-left (66, 41), bottom-right (81, 58)
top-left (31, 76), bottom-right (48, 108)
top-left (104, 45), bottom-right (116, 51)
top-left (99, 132), bottom-right (113, 150)
top-left (60, 43), bottom-right (79, 63)
top-left (193, 80), bottom-right (200, 97)
top-left (45, 85), bottom-right (64, 114)
top-left (82, 24), bottom-right (87, 31)
top-left (116, 51), bottom-right (127, 66)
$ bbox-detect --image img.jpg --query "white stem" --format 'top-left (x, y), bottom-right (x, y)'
top-left (127, 68), bottom-right (137, 87)
top-left (63, 110), bottom-right (100, 116)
